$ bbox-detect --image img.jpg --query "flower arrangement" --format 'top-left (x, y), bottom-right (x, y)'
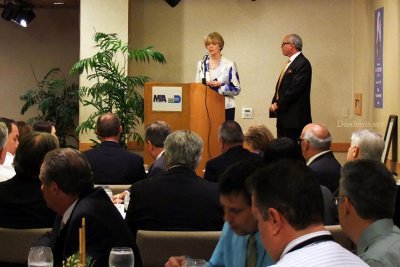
top-left (62, 253), bottom-right (94, 267)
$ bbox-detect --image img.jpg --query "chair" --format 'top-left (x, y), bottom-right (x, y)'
top-left (136, 230), bottom-right (221, 267)
top-left (325, 225), bottom-right (356, 252)
top-left (0, 227), bottom-right (51, 264)
top-left (95, 184), bottom-right (131, 194)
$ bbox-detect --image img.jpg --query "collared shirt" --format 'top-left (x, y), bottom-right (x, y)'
top-left (273, 230), bottom-right (368, 266)
top-left (357, 218), bottom-right (400, 267)
top-left (0, 164), bottom-right (15, 182)
top-left (286, 52), bottom-right (302, 70)
top-left (3, 152), bottom-right (14, 166)
top-left (61, 199), bottom-right (78, 227)
top-left (208, 222), bottom-right (273, 267)
top-left (155, 150), bottom-right (165, 160)
top-left (306, 150), bottom-right (331, 166)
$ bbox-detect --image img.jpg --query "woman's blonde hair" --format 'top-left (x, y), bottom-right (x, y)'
top-left (244, 124), bottom-right (274, 152)
top-left (204, 32), bottom-right (224, 51)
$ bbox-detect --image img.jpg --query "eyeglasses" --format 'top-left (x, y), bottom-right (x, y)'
top-left (333, 196), bottom-right (345, 206)
top-left (296, 138), bottom-right (304, 145)
top-left (281, 42), bottom-right (292, 46)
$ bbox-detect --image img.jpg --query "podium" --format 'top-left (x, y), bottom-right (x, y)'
top-left (144, 82), bottom-right (225, 176)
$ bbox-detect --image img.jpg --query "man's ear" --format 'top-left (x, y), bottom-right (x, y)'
top-left (352, 146), bottom-right (360, 159)
top-left (343, 196), bottom-right (353, 215)
top-left (268, 208), bottom-right (283, 235)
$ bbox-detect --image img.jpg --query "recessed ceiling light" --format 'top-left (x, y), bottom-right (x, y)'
top-left (54, 2), bottom-right (65, 5)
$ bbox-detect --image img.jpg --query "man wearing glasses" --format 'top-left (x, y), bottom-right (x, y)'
top-left (338, 160), bottom-right (400, 267)
top-left (269, 34), bottom-right (312, 141)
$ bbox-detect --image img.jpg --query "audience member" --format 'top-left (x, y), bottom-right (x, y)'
top-left (0, 122), bottom-right (10, 179)
top-left (16, 120), bottom-right (33, 142)
top-left (39, 148), bottom-right (142, 267)
top-left (347, 129), bottom-right (385, 161)
top-left (248, 160), bottom-right (368, 266)
top-left (165, 159), bottom-right (273, 267)
top-left (145, 120), bottom-right (171, 177)
top-left (299, 123), bottom-right (341, 193)
top-left (263, 137), bottom-right (337, 225)
top-left (126, 130), bottom-right (223, 238)
top-left (0, 132), bottom-right (58, 228)
top-left (243, 124), bottom-right (274, 155)
top-left (84, 113), bottom-right (146, 184)
top-left (0, 117), bottom-right (19, 180)
top-left (338, 160), bottom-right (400, 266)
top-left (204, 121), bottom-right (261, 182)
top-left (33, 121), bottom-right (57, 136)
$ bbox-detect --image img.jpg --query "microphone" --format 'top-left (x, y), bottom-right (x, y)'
top-left (202, 54), bottom-right (209, 86)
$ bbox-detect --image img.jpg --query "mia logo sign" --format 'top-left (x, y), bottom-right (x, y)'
top-left (152, 86), bottom-right (182, 112)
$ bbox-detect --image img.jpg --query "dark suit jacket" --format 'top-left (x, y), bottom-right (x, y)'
top-left (204, 146), bottom-right (262, 182)
top-left (0, 173), bottom-right (56, 229)
top-left (308, 151), bottom-right (342, 193)
top-left (49, 188), bottom-right (142, 267)
top-left (84, 141), bottom-right (146, 184)
top-left (125, 166), bottom-right (224, 237)
top-left (147, 153), bottom-right (166, 178)
top-left (270, 53), bottom-right (312, 129)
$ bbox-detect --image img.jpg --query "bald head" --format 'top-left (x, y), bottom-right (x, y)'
top-left (300, 123), bottom-right (332, 160)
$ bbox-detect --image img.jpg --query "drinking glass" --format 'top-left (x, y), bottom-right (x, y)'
top-left (184, 259), bottom-right (207, 267)
top-left (109, 247), bottom-right (134, 267)
top-left (27, 246), bottom-right (53, 267)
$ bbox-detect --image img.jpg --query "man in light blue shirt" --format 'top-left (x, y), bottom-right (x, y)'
top-left (165, 159), bottom-right (273, 267)
top-left (338, 160), bottom-right (400, 267)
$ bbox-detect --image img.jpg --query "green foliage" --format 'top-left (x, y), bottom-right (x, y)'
top-left (20, 67), bottom-right (79, 147)
top-left (62, 253), bottom-right (94, 267)
top-left (70, 32), bottom-right (166, 147)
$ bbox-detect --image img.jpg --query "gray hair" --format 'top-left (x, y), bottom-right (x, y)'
top-left (219, 121), bottom-right (244, 144)
top-left (350, 129), bottom-right (384, 161)
top-left (303, 127), bottom-right (332, 150)
top-left (0, 122), bottom-right (8, 150)
top-left (288, 34), bottom-right (303, 51)
top-left (164, 130), bottom-right (203, 170)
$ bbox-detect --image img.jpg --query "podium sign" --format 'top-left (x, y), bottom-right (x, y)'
top-left (152, 86), bottom-right (183, 112)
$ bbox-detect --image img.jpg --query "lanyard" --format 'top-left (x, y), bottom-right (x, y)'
top-left (287, 235), bottom-right (334, 254)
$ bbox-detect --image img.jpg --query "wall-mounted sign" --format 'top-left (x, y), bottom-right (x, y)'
top-left (374, 7), bottom-right (384, 108)
top-left (152, 86), bottom-right (182, 112)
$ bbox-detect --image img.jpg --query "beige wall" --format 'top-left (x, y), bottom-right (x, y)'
top-left (0, 9), bottom-right (79, 121)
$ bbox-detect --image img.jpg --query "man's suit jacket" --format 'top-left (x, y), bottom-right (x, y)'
top-left (204, 146), bottom-right (262, 182)
top-left (270, 53), bottom-right (312, 129)
top-left (50, 188), bottom-right (142, 267)
top-left (0, 173), bottom-right (56, 229)
top-left (309, 151), bottom-right (342, 194)
top-left (147, 153), bottom-right (166, 178)
top-left (84, 141), bottom-right (146, 184)
top-left (125, 166), bottom-right (224, 237)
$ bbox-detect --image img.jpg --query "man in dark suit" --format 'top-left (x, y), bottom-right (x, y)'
top-left (84, 113), bottom-right (146, 184)
top-left (269, 33), bottom-right (312, 140)
top-left (125, 130), bottom-right (224, 237)
top-left (299, 123), bottom-right (341, 194)
top-left (204, 121), bottom-right (261, 182)
top-left (144, 120), bottom-right (171, 178)
top-left (40, 148), bottom-right (142, 267)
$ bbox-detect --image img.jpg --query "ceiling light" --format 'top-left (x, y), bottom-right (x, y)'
top-left (1, 1), bottom-right (35, 27)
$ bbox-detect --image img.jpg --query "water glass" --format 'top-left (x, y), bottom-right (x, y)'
top-left (27, 246), bottom-right (53, 267)
top-left (109, 247), bottom-right (134, 267)
top-left (184, 259), bottom-right (207, 267)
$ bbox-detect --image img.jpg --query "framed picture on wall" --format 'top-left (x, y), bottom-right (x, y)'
top-left (382, 115), bottom-right (398, 172)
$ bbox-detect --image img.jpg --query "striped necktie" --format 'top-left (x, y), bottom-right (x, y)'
top-left (246, 233), bottom-right (257, 267)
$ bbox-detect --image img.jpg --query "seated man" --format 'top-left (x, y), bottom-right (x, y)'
top-left (165, 159), bottom-right (273, 267)
top-left (0, 122), bottom-right (8, 165)
top-left (338, 159), bottom-right (400, 266)
top-left (299, 123), bottom-right (341, 193)
top-left (0, 117), bottom-right (19, 181)
top-left (248, 159), bottom-right (368, 266)
top-left (84, 113), bottom-right (146, 184)
top-left (204, 121), bottom-right (261, 182)
top-left (0, 132), bottom-right (58, 229)
top-left (125, 130), bottom-right (223, 237)
top-left (39, 148), bottom-right (142, 267)
top-left (144, 120), bottom-right (171, 178)
top-left (347, 129), bottom-right (384, 161)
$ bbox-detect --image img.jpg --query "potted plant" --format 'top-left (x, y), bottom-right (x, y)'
top-left (20, 67), bottom-right (79, 147)
top-left (70, 32), bottom-right (166, 147)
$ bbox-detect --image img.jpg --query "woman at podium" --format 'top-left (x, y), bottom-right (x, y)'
top-left (195, 32), bottom-right (241, 121)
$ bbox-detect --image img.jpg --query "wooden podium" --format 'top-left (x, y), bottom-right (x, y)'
top-left (144, 82), bottom-right (225, 176)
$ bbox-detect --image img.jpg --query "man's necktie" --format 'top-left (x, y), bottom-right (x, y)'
top-left (246, 233), bottom-right (257, 267)
top-left (276, 60), bottom-right (291, 100)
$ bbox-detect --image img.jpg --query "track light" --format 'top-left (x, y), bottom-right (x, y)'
top-left (1, 1), bottom-right (35, 27)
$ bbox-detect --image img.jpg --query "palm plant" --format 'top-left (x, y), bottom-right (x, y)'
top-left (70, 32), bottom-right (166, 147)
top-left (20, 67), bottom-right (79, 147)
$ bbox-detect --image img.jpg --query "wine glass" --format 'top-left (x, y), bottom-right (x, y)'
top-left (109, 247), bottom-right (134, 267)
top-left (184, 259), bottom-right (207, 267)
top-left (27, 246), bottom-right (53, 267)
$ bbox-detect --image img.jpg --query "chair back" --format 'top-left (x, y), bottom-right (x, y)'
top-left (0, 227), bottom-right (51, 264)
top-left (136, 230), bottom-right (221, 267)
top-left (325, 224), bottom-right (356, 252)
top-left (95, 184), bottom-right (131, 194)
